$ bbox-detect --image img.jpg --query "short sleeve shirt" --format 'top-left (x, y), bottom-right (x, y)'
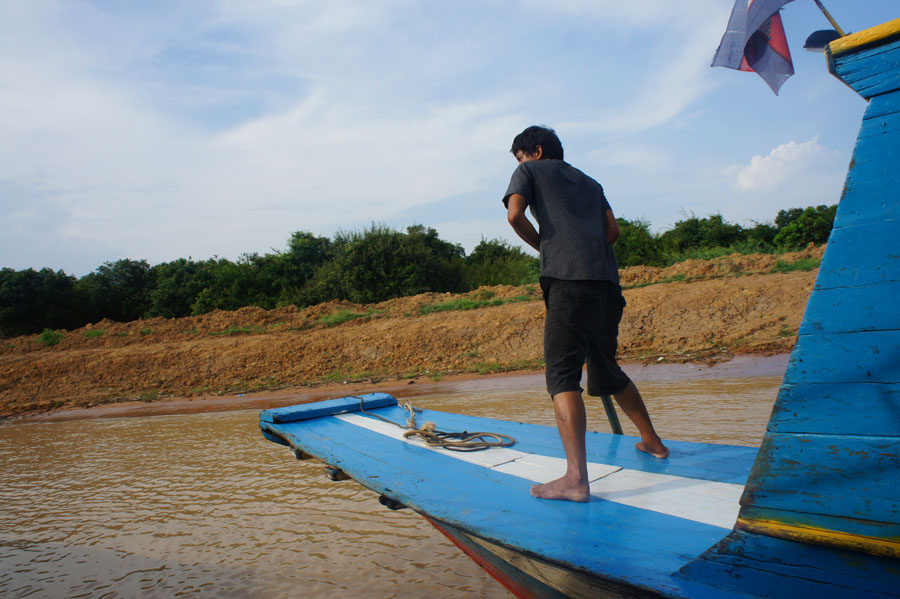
top-left (503, 160), bottom-right (619, 284)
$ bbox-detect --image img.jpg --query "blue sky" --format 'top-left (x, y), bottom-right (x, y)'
top-left (1, 1), bottom-right (896, 276)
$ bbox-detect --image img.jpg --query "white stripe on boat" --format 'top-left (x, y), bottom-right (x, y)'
top-left (337, 413), bottom-right (743, 529)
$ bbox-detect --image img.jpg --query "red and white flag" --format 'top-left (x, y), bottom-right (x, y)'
top-left (712, 0), bottom-right (795, 94)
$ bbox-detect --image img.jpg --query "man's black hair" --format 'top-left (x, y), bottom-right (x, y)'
top-left (510, 125), bottom-right (564, 160)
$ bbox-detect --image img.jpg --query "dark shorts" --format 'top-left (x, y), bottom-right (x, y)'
top-left (541, 278), bottom-right (631, 398)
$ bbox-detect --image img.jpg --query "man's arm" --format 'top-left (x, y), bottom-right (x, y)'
top-left (606, 208), bottom-right (620, 244)
top-left (506, 194), bottom-right (540, 251)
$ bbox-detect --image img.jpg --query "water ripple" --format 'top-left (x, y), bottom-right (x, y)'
top-left (0, 375), bottom-right (780, 598)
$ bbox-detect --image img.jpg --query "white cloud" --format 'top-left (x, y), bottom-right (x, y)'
top-left (734, 137), bottom-right (832, 193)
top-left (554, 1), bottom-right (729, 136)
top-left (0, 0), bottom-right (883, 275)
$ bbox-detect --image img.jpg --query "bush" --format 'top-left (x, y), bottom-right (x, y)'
top-left (773, 205), bottom-right (836, 249)
top-left (38, 328), bottom-right (64, 346)
top-left (307, 224), bottom-right (466, 304)
top-left (1, 204), bottom-right (838, 331)
top-left (614, 218), bottom-right (664, 267)
top-left (463, 238), bottom-right (539, 287)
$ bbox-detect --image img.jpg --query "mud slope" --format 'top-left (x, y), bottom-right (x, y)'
top-left (0, 246), bottom-right (823, 417)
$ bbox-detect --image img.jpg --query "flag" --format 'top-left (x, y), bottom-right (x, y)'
top-left (712, 0), bottom-right (795, 94)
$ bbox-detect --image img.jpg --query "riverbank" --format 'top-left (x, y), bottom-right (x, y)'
top-left (0, 246), bottom-right (822, 420)
top-left (6, 353), bottom-right (790, 424)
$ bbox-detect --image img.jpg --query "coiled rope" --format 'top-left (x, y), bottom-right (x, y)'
top-left (356, 397), bottom-right (515, 452)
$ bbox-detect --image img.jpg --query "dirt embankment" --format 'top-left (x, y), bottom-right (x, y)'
top-left (0, 246), bottom-right (824, 418)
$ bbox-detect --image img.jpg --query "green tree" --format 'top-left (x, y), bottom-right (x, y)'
top-left (276, 231), bottom-right (335, 306)
top-left (0, 268), bottom-right (79, 336)
top-left (745, 221), bottom-right (777, 248)
top-left (775, 207), bottom-right (805, 229)
top-left (308, 224), bottom-right (466, 304)
top-left (75, 259), bottom-right (153, 323)
top-left (148, 259), bottom-right (216, 318)
top-left (189, 256), bottom-right (271, 315)
top-left (773, 205), bottom-right (837, 249)
top-left (463, 238), bottom-right (539, 287)
top-left (613, 218), bottom-right (665, 267)
top-left (660, 213), bottom-right (746, 255)
top-left (283, 232), bottom-right (333, 286)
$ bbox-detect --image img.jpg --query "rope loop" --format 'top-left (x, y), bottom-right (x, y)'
top-left (356, 396), bottom-right (515, 452)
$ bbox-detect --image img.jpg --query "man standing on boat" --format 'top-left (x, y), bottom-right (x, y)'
top-left (503, 125), bottom-right (669, 502)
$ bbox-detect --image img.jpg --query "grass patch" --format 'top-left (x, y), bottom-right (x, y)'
top-left (771, 258), bottom-right (821, 273)
top-left (470, 360), bottom-right (543, 375)
top-left (212, 325), bottom-right (266, 336)
top-left (321, 369), bottom-right (379, 383)
top-left (139, 390), bottom-right (160, 402)
top-left (140, 328), bottom-right (152, 336)
top-left (116, 331), bottom-right (131, 337)
top-left (38, 329), bottom-right (64, 347)
top-left (419, 294), bottom-right (533, 315)
top-left (316, 309), bottom-right (381, 327)
top-left (255, 377), bottom-right (281, 390)
top-left (321, 370), bottom-right (347, 383)
top-left (473, 361), bottom-right (504, 375)
top-left (84, 329), bottom-right (105, 339)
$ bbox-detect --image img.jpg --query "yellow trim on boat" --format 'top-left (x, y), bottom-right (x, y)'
top-left (828, 18), bottom-right (900, 56)
top-left (736, 517), bottom-right (900, 558)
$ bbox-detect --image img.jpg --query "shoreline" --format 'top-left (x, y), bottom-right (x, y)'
top-left (1, 250), bottom-right (821, 420)
top-left (5, 353), bottom-right (790, 425)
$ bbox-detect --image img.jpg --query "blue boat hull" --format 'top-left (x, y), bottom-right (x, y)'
top-left (258, 18), bottom-right (900, 599)
top-left (427, 516), bottom-right (665, 599)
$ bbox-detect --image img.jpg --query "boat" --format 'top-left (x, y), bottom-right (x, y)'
top-left (259, 19), bottom-right (900, 598)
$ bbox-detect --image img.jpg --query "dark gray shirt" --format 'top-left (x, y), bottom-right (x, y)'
top-left (503, 160), bottom-right (619, 284)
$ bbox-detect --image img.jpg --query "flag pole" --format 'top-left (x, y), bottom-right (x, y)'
top-left (812, 0), bottom-right (846, 37)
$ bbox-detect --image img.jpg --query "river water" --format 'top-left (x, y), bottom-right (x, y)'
top-left (0, 357), bottom-right (786, 598)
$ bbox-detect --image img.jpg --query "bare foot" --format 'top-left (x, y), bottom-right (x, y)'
top-left (636, 438), bottom-right (669, 459)
top-left (531, 476), bottom-right (590, 502)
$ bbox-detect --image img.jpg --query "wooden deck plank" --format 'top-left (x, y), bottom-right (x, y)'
top-left (588, 470), bottom-right (742, 530)
top-left (783, 330), bottom-right (900, 384)
top-left (813, 220), bottom-right (900, 289)
top-left (828, 23), bottom-right (900, 98)
top-left (737, 505), bottom-right (900, 552)
top-left (402, 406), bottom-right (757, 485)
top-left (259, 392), bottom-right (396, 423)
top-left (799, 281), bottom-right (900, 334)
top-left (264, 409), bottom-right (738, 596)
top-left (681, 530), bottom-right (900, 598)
top-left (828, 92), bottom-right (900, 229)
top-left (741, 432), bottom-right (900, 524)
top-left (769, 382), bottom-right (900, 436)
top-left (338, 412), bottom-right (743, 530)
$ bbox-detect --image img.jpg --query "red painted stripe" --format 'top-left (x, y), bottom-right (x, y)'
top-left (425, 517), bottom-right (543, 599)
top-left (767, 12), bottom-right (791, 61)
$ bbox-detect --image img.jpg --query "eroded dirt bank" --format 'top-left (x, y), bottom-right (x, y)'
top-left (0, 247), bottom-right (823, 419)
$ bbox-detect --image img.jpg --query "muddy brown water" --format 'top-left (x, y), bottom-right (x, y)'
top-left (0, 356), bottom-right (787, 598)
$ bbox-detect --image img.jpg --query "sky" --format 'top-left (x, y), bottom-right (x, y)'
top-left (1, 1), bottom-right (897, 276)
